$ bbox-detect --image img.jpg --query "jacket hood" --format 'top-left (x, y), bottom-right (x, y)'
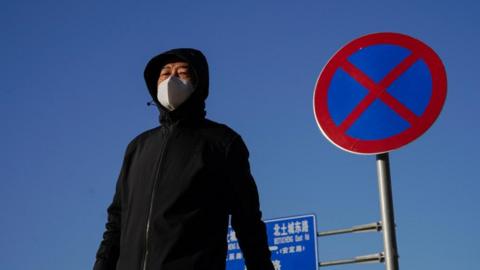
top-left (144, 48), bottom-right (209, 124)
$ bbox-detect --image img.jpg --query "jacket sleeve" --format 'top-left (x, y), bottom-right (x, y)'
top-left (226, 136), bottom-right (274, 270)
top-left (93, 143), bottom-right (134, 270)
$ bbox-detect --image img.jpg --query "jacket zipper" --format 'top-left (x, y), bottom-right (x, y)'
top-left (141, 125), bottom-right (172, 270)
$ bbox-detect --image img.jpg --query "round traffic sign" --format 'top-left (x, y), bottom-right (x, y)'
top-left (313, 32), bottom-right (447, 155)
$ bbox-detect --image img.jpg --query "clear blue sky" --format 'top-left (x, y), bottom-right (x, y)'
top-left (1, 1), bottom-right (478, 269)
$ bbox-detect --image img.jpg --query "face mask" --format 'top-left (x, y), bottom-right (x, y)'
top-left (157, 76), bottom-right (195, 111)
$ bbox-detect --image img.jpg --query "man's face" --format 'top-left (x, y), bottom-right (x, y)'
top-left (157, 61), bottom-right (193, 85)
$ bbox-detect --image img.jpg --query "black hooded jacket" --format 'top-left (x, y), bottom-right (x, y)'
top-left (93, 48), bottom-right (274, 270)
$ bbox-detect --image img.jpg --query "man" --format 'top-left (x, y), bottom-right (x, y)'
top-left (93, 48), bottom-right (274, 270)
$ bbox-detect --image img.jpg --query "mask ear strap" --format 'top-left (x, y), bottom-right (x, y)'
top-left (190, 66), bottom-right (199, 90)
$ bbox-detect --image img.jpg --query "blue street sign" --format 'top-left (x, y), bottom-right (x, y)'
top-left (226, 214), bottom-right (318, 270)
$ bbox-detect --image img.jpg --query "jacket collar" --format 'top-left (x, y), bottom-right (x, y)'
top-left (158, 96), bottom-right (206, 126)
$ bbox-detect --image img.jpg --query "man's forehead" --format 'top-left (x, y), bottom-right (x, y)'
top-left (161, 61), bottom-right (190, 69)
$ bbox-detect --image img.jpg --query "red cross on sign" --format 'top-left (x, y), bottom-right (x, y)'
top-left (313, 32), bottom-right (447, 154)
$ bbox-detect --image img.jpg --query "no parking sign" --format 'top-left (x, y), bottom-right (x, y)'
top-left (312, 32), bottom-right (447, 270)
top-left (313, 32), bottom-right (447, 154)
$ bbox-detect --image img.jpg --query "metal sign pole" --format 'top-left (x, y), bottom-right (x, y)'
top-left (376, 153), bottom-right (400, 270)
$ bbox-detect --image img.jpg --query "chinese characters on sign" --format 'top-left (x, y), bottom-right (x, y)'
top-left (226, 215), bottom-right (318, 270)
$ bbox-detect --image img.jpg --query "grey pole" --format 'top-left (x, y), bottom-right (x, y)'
top-left (319, 253), bottom-right (385, 267)
top-left (317, 222), bottom-right (382, 237)
top-left (376, 153), bottom-right (400, 270)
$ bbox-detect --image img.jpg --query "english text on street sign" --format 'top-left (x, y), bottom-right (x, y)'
top-left (226, 214), bottom-right (318, 270)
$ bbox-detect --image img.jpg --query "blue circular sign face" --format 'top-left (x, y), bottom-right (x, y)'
top-left (314, 33), bottom-right (447, 155)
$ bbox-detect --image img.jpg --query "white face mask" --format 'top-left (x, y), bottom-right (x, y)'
top-left (157, 76), bottom-right (195, 111)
